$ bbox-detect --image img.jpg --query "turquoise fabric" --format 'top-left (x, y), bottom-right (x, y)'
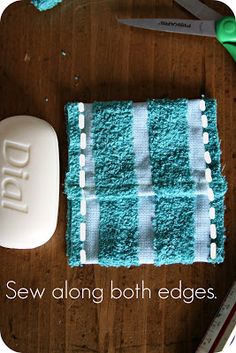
top-left (92, 101), bottom-right (139, 266)
top-left (65, 103), bottom-right (84, 266)
top-left (65, 99), bottom-right (227, 267)
top-left (32, 0), bottom-right (62, 11)
top-left (204, 100), bottom-right (227, 263)
top-left (148, 99), bottom-right (195, 265)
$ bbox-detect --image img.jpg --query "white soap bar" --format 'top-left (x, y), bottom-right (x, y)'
top-left (0, 116), bottom-right (59, 249)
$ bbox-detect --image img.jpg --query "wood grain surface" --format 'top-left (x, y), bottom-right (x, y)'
top-left (0, 1), bottom-right (235, 352)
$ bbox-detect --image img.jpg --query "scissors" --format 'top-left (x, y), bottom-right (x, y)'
top-left (118, 0), bottom-right (236, 61)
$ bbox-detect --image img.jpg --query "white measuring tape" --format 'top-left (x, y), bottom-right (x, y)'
top-left (196, 282), bottom-right (236, 353)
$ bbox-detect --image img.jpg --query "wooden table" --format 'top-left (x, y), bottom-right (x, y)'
top-left (0, 1), bottom-right (235, 352)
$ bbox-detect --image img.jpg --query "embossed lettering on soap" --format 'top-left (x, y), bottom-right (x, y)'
top-left (1, 140), bottom-right (30, 213)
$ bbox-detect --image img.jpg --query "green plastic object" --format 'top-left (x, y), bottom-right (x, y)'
top-left (216, 16), bottom-right (236, 61)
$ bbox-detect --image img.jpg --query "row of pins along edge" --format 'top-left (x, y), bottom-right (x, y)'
top-left (200, 96), bottom-right (217, 260)
top-left (78, 102), bottom-right (87, 265)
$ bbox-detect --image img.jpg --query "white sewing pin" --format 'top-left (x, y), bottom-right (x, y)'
top-left (201, 114), bottom-right (208, 128)
top-left (80, 249), bottom-right (87, 264)
top-left (205, 168), bottom-right (212, 183)
top-left (80, 154), bottom-right (85, 167)
top-left (204, 151), bottom-right (212, 164)
top-left (210, 243), bottom-right (217, 259)
top-left (203, 132), bottom-right (209, 144)
top-left (80, 199), bottom-right (86, 216)
top-left (210, 224), bottom-right (217, 239)
top-left (209, 207), bottom-right (216, 220)
top-left (79, 170), bottom-right (85, 188)
top-left (200, 99), bottom-right (206, 111)
top-left (80, 133), bottom-right (86, 149)
top-left (80, 223), bottom-right (86, 241)
top-left (78, 102), bottom-right (85, 113)
top-left (208, 188), bottom-right (215, 202)
top-left (79, 114), bottom-right (85, 129)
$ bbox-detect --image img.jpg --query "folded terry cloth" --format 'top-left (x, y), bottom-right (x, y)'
top-left (32, 0), bottom-right (62, 11)
top-left (65, 98), bottom-right (227, 267)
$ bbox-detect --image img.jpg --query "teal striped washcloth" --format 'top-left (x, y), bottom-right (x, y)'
top-left (32, 0), bottom-right (62, 11)
top-left (65, 98), bottom-right (227, 267)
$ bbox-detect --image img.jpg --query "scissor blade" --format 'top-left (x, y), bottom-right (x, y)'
top-left (118, 18), bottom-right (216, 37)
top-left (174, 0), bottom-right (223, 21)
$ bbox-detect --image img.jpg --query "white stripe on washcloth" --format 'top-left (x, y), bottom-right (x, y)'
top-left (83, 103), bottom-right (99, 264)
top-left (187, 100), bottom-right (210, 262)
top-left (133, 103), bottom-right (155, 264)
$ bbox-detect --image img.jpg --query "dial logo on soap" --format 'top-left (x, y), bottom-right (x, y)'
top-left (0, 116), bottom-right (59, 250)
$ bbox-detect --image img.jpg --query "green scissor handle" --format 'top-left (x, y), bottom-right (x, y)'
top-left (216, 16), bottom-right (236, 61)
